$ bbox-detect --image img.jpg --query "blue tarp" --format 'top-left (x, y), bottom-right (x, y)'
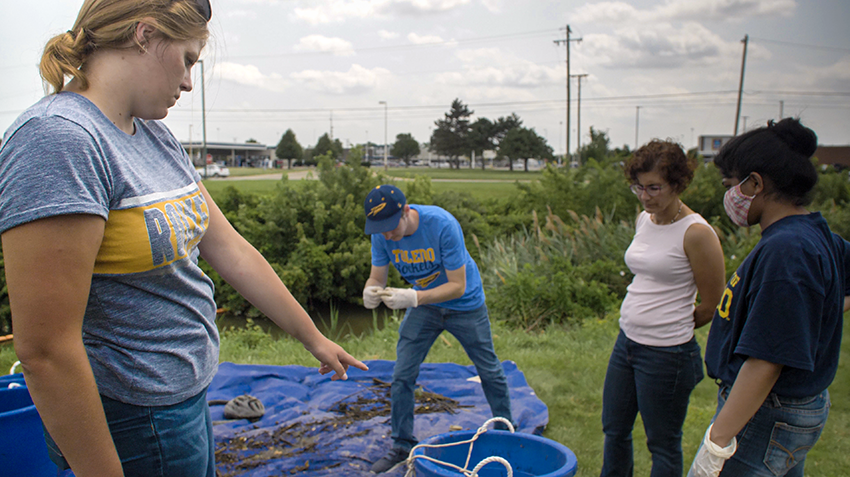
top-left (209, 360), bottom-right (548, 476)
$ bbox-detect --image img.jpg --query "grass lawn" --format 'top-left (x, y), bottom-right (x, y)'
top-left (201, 176), bottom-right (523, 202)
top-left (383, 167), bottom-right (543, 182)
top-left (225, 166), bottom-right (309, 177)
top-left (2, 313), bottom-right (848, 475)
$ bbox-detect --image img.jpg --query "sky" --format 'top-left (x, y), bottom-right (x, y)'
top-left (2, 0), bottom-right (849, 156)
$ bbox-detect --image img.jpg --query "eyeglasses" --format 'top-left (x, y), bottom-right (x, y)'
top-left (629, 183), bottom-right (666, 197)
top-left (183, 0), bottom-right (212, 22)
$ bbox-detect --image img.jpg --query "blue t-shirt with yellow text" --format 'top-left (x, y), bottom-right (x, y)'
top-left (371, 205), bottom-right (484, 310)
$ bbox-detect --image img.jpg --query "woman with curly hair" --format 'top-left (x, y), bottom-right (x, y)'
top-left (601, 139), bottom-right (726, 477)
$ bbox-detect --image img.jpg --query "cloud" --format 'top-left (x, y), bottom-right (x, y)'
top-left (435, 48), bottom-right (562, 88)
top-left (407, 32), bottom-right (445, 44)
top-left (573, 0), bottom-right (795, 24)
top-left (216, 62), bottom-right (288, 92)
top-left (224, 10), bottom-right (257, 19)
top-left (291, 0), bottom-right (478, 24)
top-left (578, 22), bottom-right (744, 69)
top-left (378, 30), bottom-right (400, 40)
top-left (289, 64), bottom-right (391, 95)
top-left (294, 35), bottom-right (356, 56)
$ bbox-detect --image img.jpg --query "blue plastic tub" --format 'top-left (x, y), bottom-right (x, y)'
top-left (0, 386), bottom-right (57, 477)
top-left (411, 430), bottom-right (577, 477)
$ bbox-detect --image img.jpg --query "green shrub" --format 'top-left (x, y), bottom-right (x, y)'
top-left (479, 209), bottom-right (632, 329)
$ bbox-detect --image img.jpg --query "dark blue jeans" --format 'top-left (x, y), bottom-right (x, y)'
top-left (601, 330), bottom-right (704, 477)
top-left (390, 304), bottom-right (512, 452)
top-left (45, 389), bottom-right (215, 477)
top-left (713, 384), bottom-right (829, 476)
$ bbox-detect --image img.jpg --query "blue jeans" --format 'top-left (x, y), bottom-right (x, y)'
top-left (390, 304), bottom-right (512, 452)
top-left (712, 384), bottom-right (830, 476)
top-left (601, 331), bottom-right (704, 477)
top-left (45, 389), bottom-right (215, 477)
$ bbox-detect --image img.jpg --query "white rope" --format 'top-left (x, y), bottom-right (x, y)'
top-left (404, 417), bottom-right (515, 477)
top-left (9, 361), bottom-right (20, 375)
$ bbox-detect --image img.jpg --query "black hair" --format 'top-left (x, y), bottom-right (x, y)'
top-left (714, 118), bottom-right (818, 206)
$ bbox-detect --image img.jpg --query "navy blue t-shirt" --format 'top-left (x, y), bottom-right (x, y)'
top-left (705, 213), bottom-right (850, 397)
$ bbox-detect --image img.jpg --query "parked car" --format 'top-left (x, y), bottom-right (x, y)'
top-left (196, 163), bottom-right (231, 178)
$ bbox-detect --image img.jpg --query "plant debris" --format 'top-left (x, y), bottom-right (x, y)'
top-left (215, 378), bottom-right (472, 476)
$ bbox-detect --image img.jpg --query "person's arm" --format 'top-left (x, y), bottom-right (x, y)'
top-left (196, 183), bottom-right (367, 379)
top-left (366, 265), bottom-right (389, 289)
top-left (684, 223), bottom-right (726, 328)
top-left (2, 215), bottom-right (124, 477)
top-left (709, 357), bottom-right (783, 446)
top-left (415, 265), bottom-right (466, 306)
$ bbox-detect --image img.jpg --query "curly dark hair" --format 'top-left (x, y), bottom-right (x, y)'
top-left (624, 139), bottom-right (695, 194)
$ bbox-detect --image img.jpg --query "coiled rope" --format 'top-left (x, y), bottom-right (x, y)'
top-left (404, 417), bottom-right (515, 477)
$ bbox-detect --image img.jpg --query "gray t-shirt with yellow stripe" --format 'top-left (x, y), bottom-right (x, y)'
top-left (0, 92), bottom-right (218, 406)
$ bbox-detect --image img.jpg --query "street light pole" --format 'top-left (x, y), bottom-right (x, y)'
top-left (199, 59), bottom-right (207, 179)
top-left (379, 101), bottom-right (388, 171)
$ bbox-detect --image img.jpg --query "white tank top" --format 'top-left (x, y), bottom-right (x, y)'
top-left (619, 210), bottom-right (715, 346)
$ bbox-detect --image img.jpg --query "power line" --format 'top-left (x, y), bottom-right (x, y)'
top-left (749, 37), bottom-right (850, 53)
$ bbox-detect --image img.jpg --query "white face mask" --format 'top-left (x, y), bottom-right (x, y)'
top-left (723, 175), bottom-right (756, 227)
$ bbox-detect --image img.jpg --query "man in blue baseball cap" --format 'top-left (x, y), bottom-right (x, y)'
top-left (362, 184), bottom-right (513, 473)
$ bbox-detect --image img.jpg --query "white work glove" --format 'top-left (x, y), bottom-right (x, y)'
top-left (687, 424), bottom-right (737, 477)
top-left (362, 286), bottom-right (384, 309)
top-left (378, 287), bottom-right (419, 310)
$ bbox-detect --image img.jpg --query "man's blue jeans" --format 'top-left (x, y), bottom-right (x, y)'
top-left (601, 330), bottom-right (703, 477)
top-left (45, 388), bottom-right (215, 477)
top-left (712, 384), bottom-right (830, 476)
top-left (390, 303), bottom-right (512, 452)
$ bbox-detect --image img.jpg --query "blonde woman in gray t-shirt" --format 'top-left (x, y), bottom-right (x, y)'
top-left (0, 2), bottom-right (367, 476)
top-left (600, 139), bottom-right (725, 477)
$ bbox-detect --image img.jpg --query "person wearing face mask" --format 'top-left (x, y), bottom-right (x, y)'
top-left (0, 1), bottom-right (367, 476)
top-left (601, 139), bottom-right (726, 477)
top-left (361, 184), bottom-right (513, 473)
top-left (688, 118), bottom-right (850, 477)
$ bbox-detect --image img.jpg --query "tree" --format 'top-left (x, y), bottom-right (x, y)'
top-left (391, 133), bottom-right (420, 167)
top-left (499, 127), bottom-right (552, 171)
top-left (276, 129), bottom-right (303, 169)
top-left (246, 138), bottom-right (259, 144)
top-left (309, 133), bottom-right (344, 165)
top-left (430, 98), bottom-right (472, 169)
top-left (468, 118), bottom-right (494, 170)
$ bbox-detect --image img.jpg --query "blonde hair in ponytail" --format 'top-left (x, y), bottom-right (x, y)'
top-left (40, 0), bottom-right (210, 94)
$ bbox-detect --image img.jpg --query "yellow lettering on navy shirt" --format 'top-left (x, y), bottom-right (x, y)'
top-left (716, 271), bottom-right (740, 321)
top-left (94, 188), bottom-right (209, 275)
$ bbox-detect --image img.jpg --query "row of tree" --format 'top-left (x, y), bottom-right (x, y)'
top-left (274, 99), bottom-right (557, 171)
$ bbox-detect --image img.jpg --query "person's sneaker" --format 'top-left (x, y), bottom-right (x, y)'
top-left (370, 447), bottom-right (409, 473)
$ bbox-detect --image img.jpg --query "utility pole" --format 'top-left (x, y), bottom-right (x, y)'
top-left (734, 34), bottom-right (749, 135)
top-left (779, 100), bottom-right (784, 119)
top-left (635, 106), bottom-right (641, 150)
top-left (554, 25), bottom-right (581, 164)
top-left (329, 110), bottom-right (334, 140)
top-left (571, 73), bottom-right (588, 165)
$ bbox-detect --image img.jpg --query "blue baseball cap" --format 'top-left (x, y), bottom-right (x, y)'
top-left (364, 185), bottom-right (406, 234)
